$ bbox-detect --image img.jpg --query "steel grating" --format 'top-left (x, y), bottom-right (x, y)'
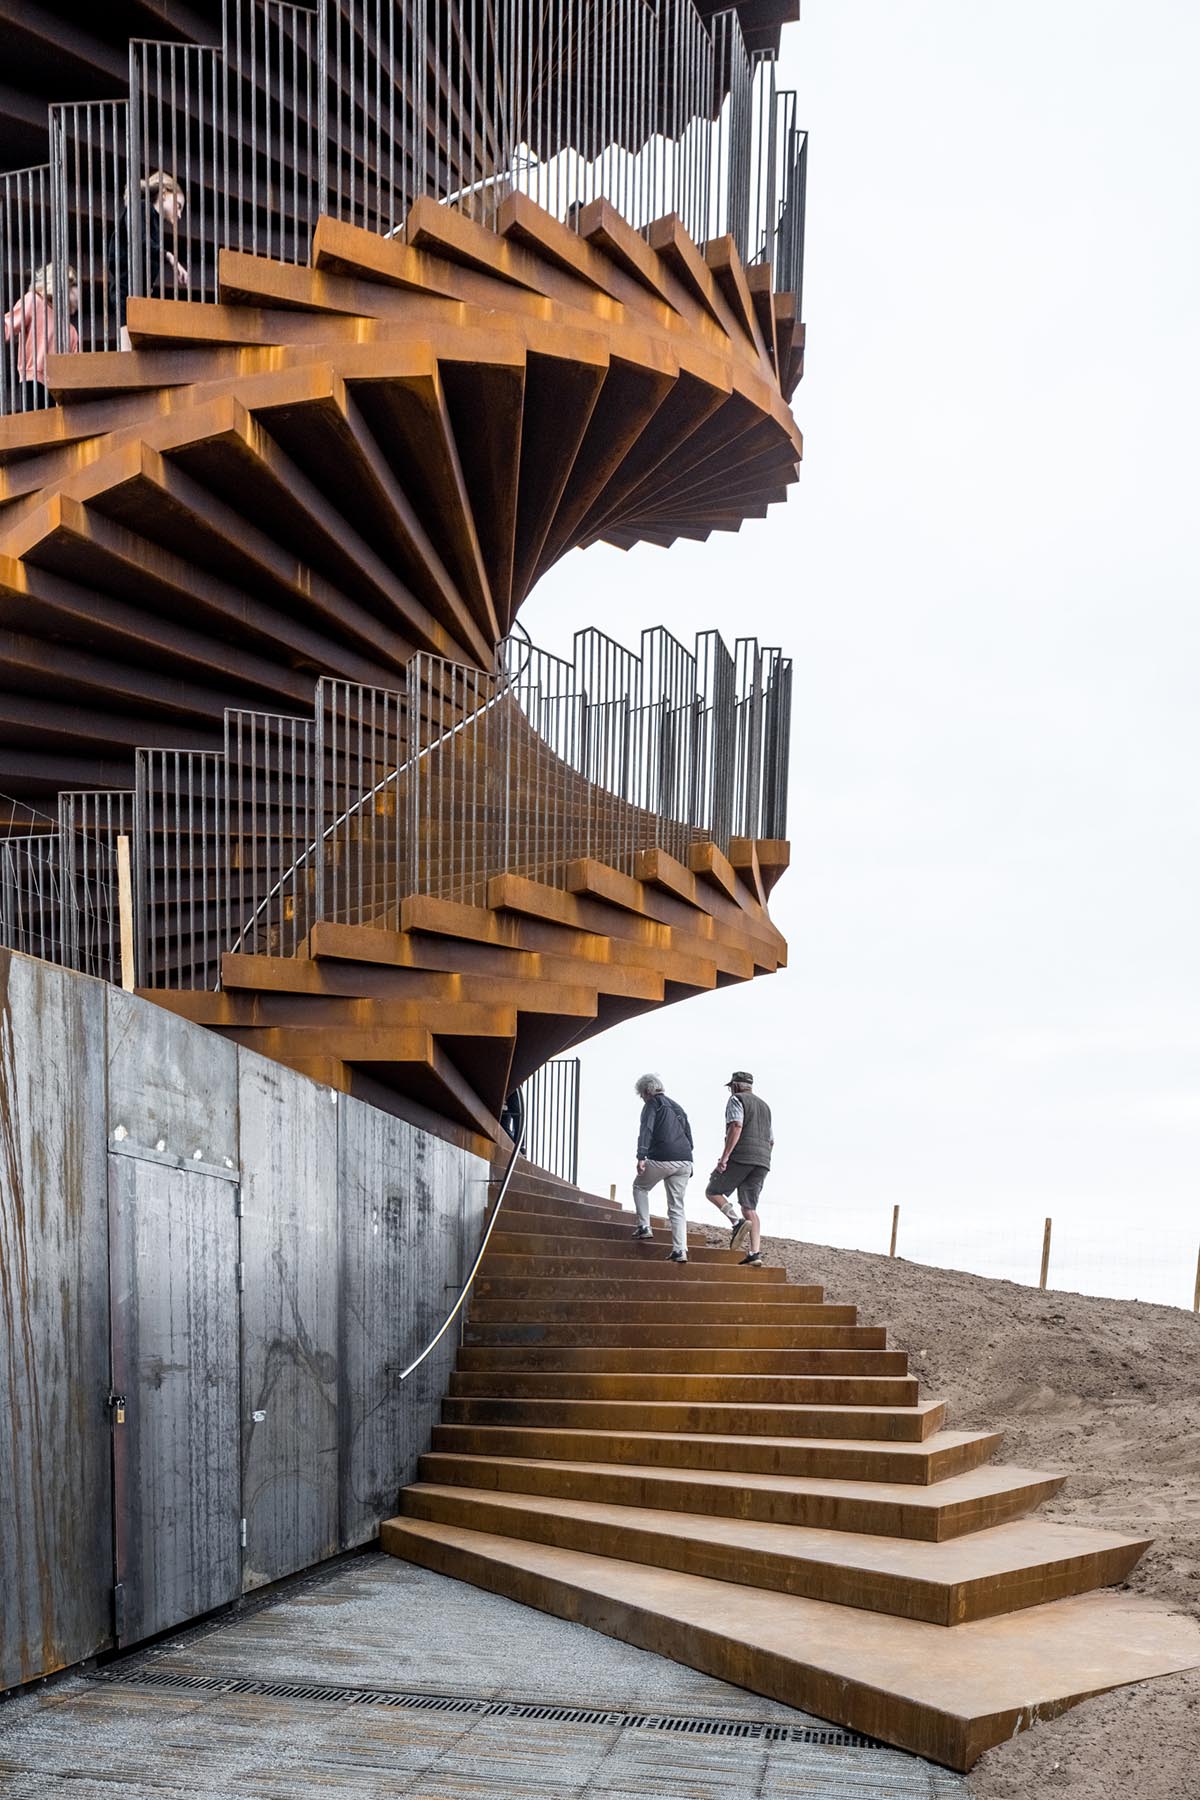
top-left (86, 1665), bottom-right (877, 1746)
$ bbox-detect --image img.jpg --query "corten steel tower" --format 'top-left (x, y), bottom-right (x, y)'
top-left (0, 0), bottom-right (805, 1150)
top-left (4, 11), bottom-right (1199, 1769)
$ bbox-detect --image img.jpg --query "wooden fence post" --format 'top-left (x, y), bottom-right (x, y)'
top-left (1039, 1217), bottom-right (1052, 1291)
top-left (889, 1205), bottom-right (899, 1258)
top-left (116, 834), bottom-right (136, 994)
top-left (1193, 1243), bottom-right (1200, 1314)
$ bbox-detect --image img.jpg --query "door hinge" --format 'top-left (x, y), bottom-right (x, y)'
top-left (239, 1517), bottom-right (247, 1550)
top-left (112, 1582), bottom-right (126, 1637)
top-left (234, 1192), bottom-right (245, 1218)
top-left (236, 1261), bottom-right (245, 1292)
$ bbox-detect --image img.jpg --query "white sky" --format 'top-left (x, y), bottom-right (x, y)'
top-left (520, 0), bottom-right (1200, 1306)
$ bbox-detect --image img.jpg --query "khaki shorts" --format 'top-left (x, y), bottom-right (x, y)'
top-left (706, 1163), bottom-right (768, 1209)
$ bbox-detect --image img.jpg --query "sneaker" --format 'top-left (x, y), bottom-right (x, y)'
top-left (739, 1251), bottom-right (762, 1267)
top-left (631, 1225), bottom-right (653, 1240)
top-left (666, 1249), bottom-right (688, 1263)
top-left (729, 1216), bottom-right (751, 1251)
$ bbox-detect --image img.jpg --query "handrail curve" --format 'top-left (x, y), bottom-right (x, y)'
top-left (398, 1097), bottom-right (527, 1382)
top-left (223, 622), bottom-right (535, 971)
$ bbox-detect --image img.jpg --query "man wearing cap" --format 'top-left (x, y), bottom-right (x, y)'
top-left (705, 1070), bottom-right (773, 1266)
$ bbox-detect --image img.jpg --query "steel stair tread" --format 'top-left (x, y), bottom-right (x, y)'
top-left (463, 1322), bottom-right (876, 1344)
top-left (418, 1445), bottom-right (1050, 1501)
top-left (456, 1347), bottom-right (908, 1372)
top-left (431, 1425), bottom-right (1007, 1483)
top-left (442, 1398), bottom-right (947, 1441)
top-left (449, 1373), bottom-right (919, 1402)
top-left (396, 1484), bottom-right (1150, 1622)
top-left (467, 1303), bottom-right (854, 1322)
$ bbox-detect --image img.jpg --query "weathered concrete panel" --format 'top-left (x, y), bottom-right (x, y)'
top-left (338, 1099), bottom-right (487, 1548)
top-left (238, 1053), bottom-right (340, 1589)
top-left (0, 952), bottom-right (112, 1689)
top-left (3, 955), bottom-right (488, 1688)
top-left (106, 984), bottom-right (238, 1169)
top-left (108, 1155), bottom-right (241, 1644)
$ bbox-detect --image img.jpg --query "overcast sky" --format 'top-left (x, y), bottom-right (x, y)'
top-left (521, 0), bottom-right (1200, 1306)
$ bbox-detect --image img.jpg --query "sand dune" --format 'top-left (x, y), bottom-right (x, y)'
top-left (706, 1226), bottom-right (1200, 1799)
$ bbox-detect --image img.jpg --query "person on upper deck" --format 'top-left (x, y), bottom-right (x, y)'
top-left (3, 264), bottom-right (79, 410)
top-left (107, 171), bottom-right (189, 343)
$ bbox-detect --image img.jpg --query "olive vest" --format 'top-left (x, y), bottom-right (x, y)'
top-left (731, 1090), bottom-right (772, 1169)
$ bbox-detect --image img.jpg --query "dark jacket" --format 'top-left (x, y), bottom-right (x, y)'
top-left (637, 1092), bottom-right (693, 1162)
top-left (107, 204), bottom-right (166, 329)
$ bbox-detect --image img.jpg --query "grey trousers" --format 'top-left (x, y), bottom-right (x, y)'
top-left (632, 1159), bottom-right (692, 1255)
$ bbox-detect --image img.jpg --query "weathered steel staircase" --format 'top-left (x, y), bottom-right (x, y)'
top-left (382, 1167), bottom-right (1200, 1772)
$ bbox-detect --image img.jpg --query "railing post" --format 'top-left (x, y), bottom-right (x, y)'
top-left (764, 59), bottom-right (779, 266)
top-left (316, 0), bottom-right (329, 234)
top-left (570, 1058), bottom-right (581, 1186)
top-left (116, 834), bottom-right (136, 992)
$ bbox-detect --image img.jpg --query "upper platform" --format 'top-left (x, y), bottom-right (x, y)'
top-left (0, 197), bottom-right (801, 796)
top-left (0, 0), bottom-right (799, 174)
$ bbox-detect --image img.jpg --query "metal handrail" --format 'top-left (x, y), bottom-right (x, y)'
top-left (398, 1098), bottom-right (527, 1381)
top-left (223, 622), bottom-right (535, 968)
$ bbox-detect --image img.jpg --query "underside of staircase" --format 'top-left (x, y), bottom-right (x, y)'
top-left (382, 1167), bottom-right (1200, 1772)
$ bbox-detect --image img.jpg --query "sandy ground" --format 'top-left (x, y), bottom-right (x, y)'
top-left (703, 1225), bottom-right (1200, 1799)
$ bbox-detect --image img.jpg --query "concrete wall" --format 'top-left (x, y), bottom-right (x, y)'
top-left (0, 950), bottom-right (489, 1691)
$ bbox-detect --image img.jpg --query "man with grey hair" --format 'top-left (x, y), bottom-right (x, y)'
top-left (631, 1073), bottom-right (694, 1262)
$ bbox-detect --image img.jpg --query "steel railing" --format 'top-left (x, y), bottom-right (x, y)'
top-left (523, 1057), bottom-right (581, 1185)
top-left (1, 0), bottom-right (807, 415)
top-left (0, 624), bottom-right (790, 992)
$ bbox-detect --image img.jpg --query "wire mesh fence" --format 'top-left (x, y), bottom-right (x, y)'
top-left (57, 789), bottom-right (135, 983)
top-left (0, 832), bottom-right (65, 966)
top-left (2, 0), bottom-right (808, 414)
top-left (225, 707), bottom-right (320, 958)
top-left (134, 748), bottom-right (226, 990)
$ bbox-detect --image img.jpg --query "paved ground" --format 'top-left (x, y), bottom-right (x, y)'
top-left (0, 1553), bottom-right (966, 1799)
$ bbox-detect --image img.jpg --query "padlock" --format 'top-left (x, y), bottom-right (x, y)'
top-left (116, 1406), bottom-right (125, 1424)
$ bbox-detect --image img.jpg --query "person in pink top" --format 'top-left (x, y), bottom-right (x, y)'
top-left (3, 265), bottom-right (79, 411)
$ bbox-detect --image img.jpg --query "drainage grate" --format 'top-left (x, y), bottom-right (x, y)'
top-left (88, 1667), bottom-right (876, 1747)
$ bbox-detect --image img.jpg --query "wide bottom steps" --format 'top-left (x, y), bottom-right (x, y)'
top-left (397, 1485), bottom-right (1149, 1624)
top-left (383, 1177), bottom-right (1200, 1770)
top-left (418, 1447), bottom-right (1062, 1536)
top-left (383, 1518), bottom-right (1200, 1771)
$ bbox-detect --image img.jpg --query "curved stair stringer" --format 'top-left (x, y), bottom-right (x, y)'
top-left (380, 1173), bottom-right (1200, 1772)
top-left (143, 837), bottom-right (790, 1150)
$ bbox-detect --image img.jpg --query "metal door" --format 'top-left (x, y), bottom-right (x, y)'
top-left (107, 1146), bottom-right (241, 1645)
